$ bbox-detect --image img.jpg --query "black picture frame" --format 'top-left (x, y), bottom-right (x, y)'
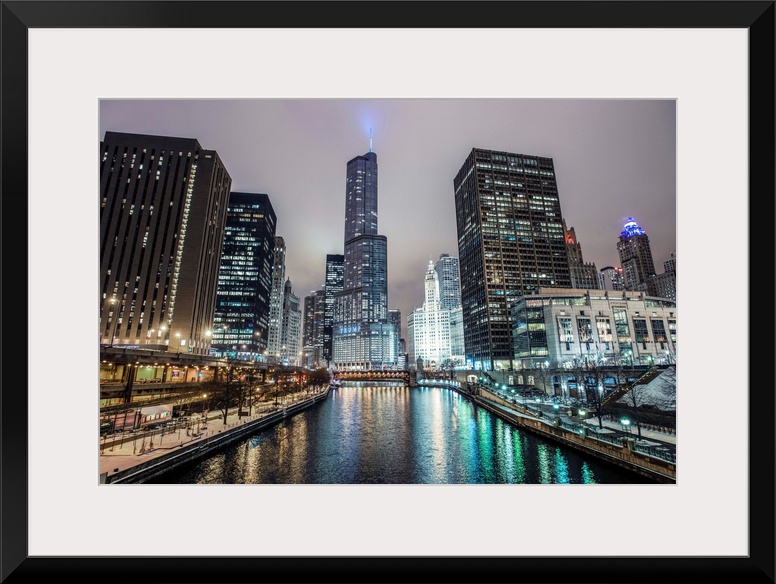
top-left (1, 1), bottom-right (773, 583)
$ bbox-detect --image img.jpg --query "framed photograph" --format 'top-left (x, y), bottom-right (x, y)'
top-left (3, 1), bottom-right (773, 582)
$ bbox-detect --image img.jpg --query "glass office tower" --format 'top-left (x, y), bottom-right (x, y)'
top-left (332, 148), bottom-right (397, 370)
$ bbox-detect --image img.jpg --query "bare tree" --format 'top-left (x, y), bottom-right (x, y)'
top-left (615, 379), bottom-right (654, 437)
top-left (535, 362), bottom-right (552, 396)
top-left (576, 358), bottom-right (609, 429)
top-left (210, 367), bottom-right (241, 425)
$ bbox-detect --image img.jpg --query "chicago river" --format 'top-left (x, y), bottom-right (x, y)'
top-left (150, 384), bottom-right (647, 484)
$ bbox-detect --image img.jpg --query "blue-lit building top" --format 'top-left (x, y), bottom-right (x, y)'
top-left (616, 216), bottom-right (656, 291)
top-left (620, 217), bottom-right (647, 239)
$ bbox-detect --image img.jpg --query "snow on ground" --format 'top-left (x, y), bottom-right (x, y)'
top-left (614, 365), bottom-right (676, 411)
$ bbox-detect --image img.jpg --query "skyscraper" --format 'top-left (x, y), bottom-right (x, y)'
top-left (211, 192), bottom-right (276, 360)
top-left (617, 217), bottom-right (656, 290)
top-left (388, 308), bottom-right (402, 341)
top-left (322, 254), bottom-right (344, 365)
top-left (408, 261), bottom-right (452, 369)
top-left (280, 278), bottom-right (302, 365)
top-left (99, 131), bottom-right (231, 354)
top-left (434, 254), bottom-right (462, 310)
top-left (453, 148), bottom-right (571, 371)
top-left (267, 236), bottom-right (287, 360)
top-left (433, 254), bottom-right (465, 366)
top-left (303, 289), bottom-right (326, 368)
top-left (332, 146), bottom-right (397, 370)
top-left (564, 220), bottom-right (600, 290)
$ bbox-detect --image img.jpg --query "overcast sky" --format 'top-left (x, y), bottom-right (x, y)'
top-left (100, 99), bottom-right (676, 339)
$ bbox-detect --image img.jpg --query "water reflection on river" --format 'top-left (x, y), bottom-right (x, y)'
top-left (152, 384), bottom-right (647, 484)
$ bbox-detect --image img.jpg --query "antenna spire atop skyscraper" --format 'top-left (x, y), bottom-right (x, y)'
top-left (369, 127), bottom-right (373, 153)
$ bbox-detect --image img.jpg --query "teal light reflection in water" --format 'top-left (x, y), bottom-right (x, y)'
top-left (581, 462), bottom-right (596, 484)
top-left (554, 448), bottom-right (571, 484)
top-left (152, 386), bottom-right (649, 484)
top-left (537, 443), bottom-right (552, 483)
top-left (512, 431), bottom-right (527, 483)
top-left (476, 408), bottom-right (495, 483)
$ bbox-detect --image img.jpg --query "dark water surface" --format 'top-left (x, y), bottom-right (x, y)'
top-left (152, 384), bottom-right (648, 484)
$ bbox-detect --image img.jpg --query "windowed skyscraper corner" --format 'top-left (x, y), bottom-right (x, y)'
top-left (332, 147), bottom-right (397, 370)
top-left (211, 192), bottom-right (277, 360)
top-left (99, 131), bottom-right (232, 354)
top-left (453, 148), bottom-right (571, 371)
top-left (434, 254), bottom-right (462, 310)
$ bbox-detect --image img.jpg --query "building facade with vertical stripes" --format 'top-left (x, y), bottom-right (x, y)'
top-left (99, 131), bottom-right (231, 355)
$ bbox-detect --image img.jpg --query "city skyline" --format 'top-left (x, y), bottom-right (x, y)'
top-left (99, 99), bottom-right (676, 338)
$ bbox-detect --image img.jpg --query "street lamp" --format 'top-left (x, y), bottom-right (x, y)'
top-left (620, 417), bottom-right (631, 436)
top-left (175, 331), bottom-right (182, 352)
top-left (199, 393), bottom-right (209, 430)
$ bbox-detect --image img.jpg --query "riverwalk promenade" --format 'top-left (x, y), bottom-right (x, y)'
top-left (467, 386), bottom-right (677, 482)
top-left (99, 386), bottom-right (328, 481)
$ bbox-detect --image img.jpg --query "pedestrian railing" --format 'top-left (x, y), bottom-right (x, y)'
top-left (633, 442), bottom-right (676, 463)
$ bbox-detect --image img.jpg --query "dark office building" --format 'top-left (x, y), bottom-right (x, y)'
top-left (211, 192), bottom-right (277, 360)
top-left (322, 254), bottom-right (344, 365)
top-left (453, 148), bottom-right (571, 371)
top-left (99, 131), bottom-right (232, 354)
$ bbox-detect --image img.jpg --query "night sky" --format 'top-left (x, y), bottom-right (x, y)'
top-left (100, 99), bottom-right (676, 339)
